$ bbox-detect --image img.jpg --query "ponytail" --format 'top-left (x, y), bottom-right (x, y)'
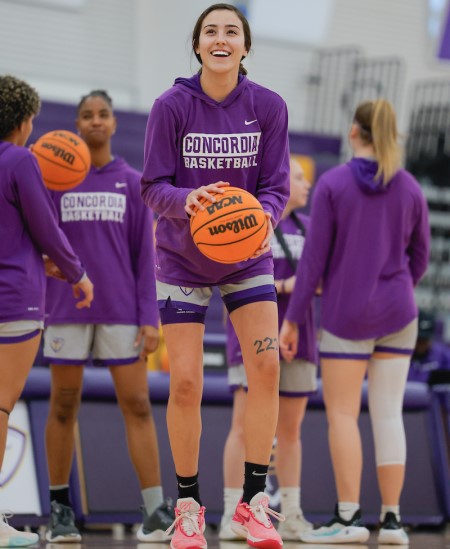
top-left (354, 99), bottom-right (401, 185)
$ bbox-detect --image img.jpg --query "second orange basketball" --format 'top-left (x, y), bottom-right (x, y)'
top-left (32, 130), bottom-right (91, 191)
top-left (190, 186), bottom-right (267, 264)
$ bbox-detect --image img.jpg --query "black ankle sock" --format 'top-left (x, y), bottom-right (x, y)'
top-left (50, 486), bottom-right (71, 507)
top-left (176, 473), bottom-right (202, 506)
top-left (242, 462), bottom-right (268, 504)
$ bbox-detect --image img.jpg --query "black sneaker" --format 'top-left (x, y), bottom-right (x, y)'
top-left (300, 504), bottom-right (370, 544)
top-left (46, 500), bottom-right (81, 542)
top-left (137, 498), bottom-right (175, 542)
top-left (378, 511), bottom-right (409, 545)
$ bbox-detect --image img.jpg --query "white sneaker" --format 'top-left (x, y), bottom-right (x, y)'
top-left (277, 509), bottom-right (313, 541)
top-left (378, 512), bottom-right (409, 545)
top-left (218, 514), bottom-right (245, 541)
top-left (0, 512), bottom-right (39, 547)
top-left (300, 506), bottom-right (369, 544)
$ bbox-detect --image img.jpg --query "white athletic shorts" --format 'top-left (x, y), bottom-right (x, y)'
top-left (43, 324), bottom-right (141, 366)
top-left (228, 359), bottom-right (317, 397)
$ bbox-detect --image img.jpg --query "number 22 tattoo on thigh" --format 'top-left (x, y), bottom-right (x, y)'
top-left (253, 336), bottom-right (279, 354)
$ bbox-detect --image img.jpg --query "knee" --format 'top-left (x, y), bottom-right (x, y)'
top-left (249, 357), bottom-right (279, 390)
top-left (50, 389), bottom-right (81, 424)
top-left (276, 421), bottom-right (301, 444)
top-left (230, 422), bottom-right (245, 445)
top-left (170, 377), bottom-right (202, 408)
top-left (326, 408), bottom-right (359, 428)
top-left (120, 394), bottom-right (152, 420)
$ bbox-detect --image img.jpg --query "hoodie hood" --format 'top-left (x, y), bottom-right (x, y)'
top-left (348, 157), bottom-right (390, 195)
top-left (173, 73), bottom-right (248, 108)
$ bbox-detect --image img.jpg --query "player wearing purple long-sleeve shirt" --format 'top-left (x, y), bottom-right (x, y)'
top-left (0, 75), bottom-right (93, 548)
top-left (43, 91), bottom-right (173, 544)
top-left (141, 5), bottom-right (289, 549)
top-left (280, 100), bottom-right (430, 545)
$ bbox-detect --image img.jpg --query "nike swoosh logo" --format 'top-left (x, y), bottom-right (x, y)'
top-left (252, 471), bottom-right (267, 476)
top-left (178, 482), bottom-right (197, 488)
top-left (234, 511), bottom-right (250, 523)
top-left (245, 119), bottom-right (258, 125)
top-left (115, 182), bottom-right (127, 188)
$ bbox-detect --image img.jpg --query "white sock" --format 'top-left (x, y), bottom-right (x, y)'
top-left (223, 487), bottom-right (242, 517)
top-left (338, 501), bottom-right (360, 522)
top-left (280, 487), bottom-right (300, 515)
top-left (381, 504), bottom-right (400, 522)
top-left (142, 486), bottom-right (164, 517)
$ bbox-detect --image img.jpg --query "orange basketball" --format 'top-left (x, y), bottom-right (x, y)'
top-left (32, 130), bottom-right (91, 191)
top-left (190, 186), bottom-right (267, 264)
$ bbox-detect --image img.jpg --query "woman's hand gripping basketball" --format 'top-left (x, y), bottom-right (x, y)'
top-left (185, 181), bottom-right (230, 217)
top-left (249, 211), bottom-right (273, 258)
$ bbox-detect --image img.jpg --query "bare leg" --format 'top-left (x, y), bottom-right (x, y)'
top-left (276, 396), bottom-right (308, 487)
top-left (321, 358), bottom-right (367, 502)
top-left (377, 464), bottom-right (405, 505)
top-left (223, 388), bottom-right (246, 488)
top-left (230, 301), bottom-right (280, 465)
top-left (110, 360), bottom-right (162, 488)
top-left (45, 365), bottom-right (84, 484)
top-left (0, 334), bottom-right (41, 470)
top-left (162, 323), bottom-right (204, 476)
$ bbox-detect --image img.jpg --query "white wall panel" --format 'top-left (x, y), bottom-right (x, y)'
top-left (0, 0), bottom-right (136, 105)
top-left (245, 38), bottom-right (314, 131)
top-left (1, 0), bottom-right (450, 130)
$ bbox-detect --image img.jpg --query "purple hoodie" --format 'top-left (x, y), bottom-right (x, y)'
top-left (286, 158), bottom-right (430, 340)
top-left (141, 74), bottom-right (290, 286)
top-left (227, 212), bottom-right (318, 365)
top-left (0, 142), bottom-right (85, 323)
top-left (46, 157), bottom-right (159, 327)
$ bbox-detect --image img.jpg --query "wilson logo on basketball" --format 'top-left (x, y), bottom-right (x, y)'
top-left (40, 142), bottom-right (75, 165)
top-left (32, 130), bottom-right (91, 191)
top-left (190, 186), bottom-right (267, 263)
top-left (206, 195), bottom-right (243, 215)
top-left (208, 214), bottom-right (259, 236)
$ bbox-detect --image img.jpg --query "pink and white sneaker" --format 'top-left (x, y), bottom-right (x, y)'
top-left (231, 492), bottom-right (284, 549)
top-left (165, 497), bottom-right (207, 549)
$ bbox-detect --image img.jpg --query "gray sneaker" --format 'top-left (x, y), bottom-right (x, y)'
top-left (137, 499), bottom-right (175, 542)
top-left (46, 501), bottom-right (81, 543)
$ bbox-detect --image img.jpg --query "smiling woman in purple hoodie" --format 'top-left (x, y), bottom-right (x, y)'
top-left (141, 4), bottom-right (289, 549)
top-left (280, 99), bottom-right (430, 545)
